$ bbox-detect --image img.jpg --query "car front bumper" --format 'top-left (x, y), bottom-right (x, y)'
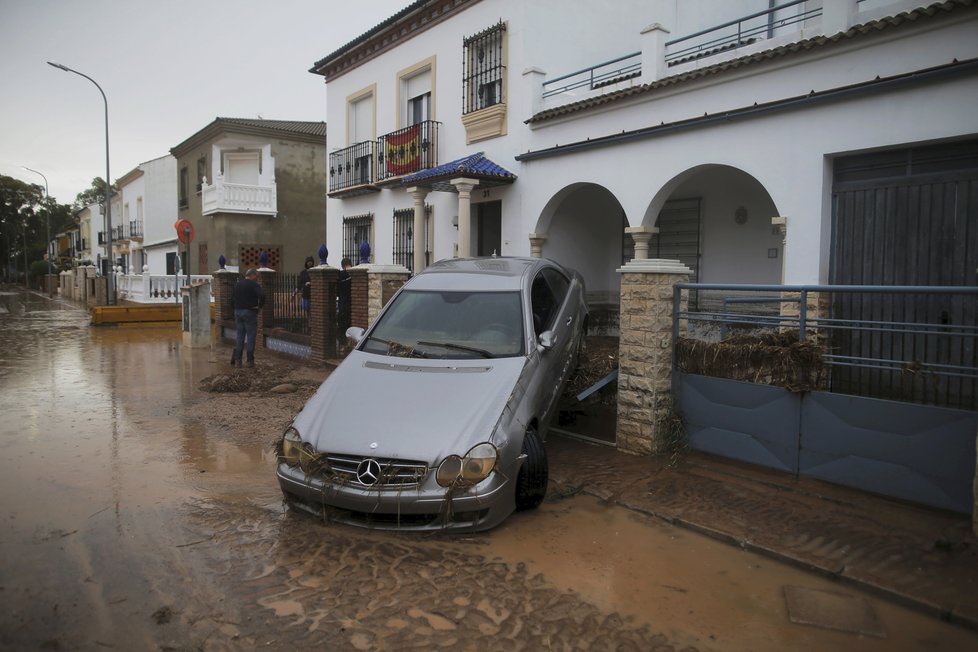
top-left (276, 462), bottom-right (517, 532)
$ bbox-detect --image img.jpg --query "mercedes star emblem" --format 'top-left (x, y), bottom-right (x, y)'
top-left (356, 458), bottom-right (383, 486)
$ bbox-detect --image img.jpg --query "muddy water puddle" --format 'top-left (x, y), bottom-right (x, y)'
top-left (490, 494), bottom-right (976, 651)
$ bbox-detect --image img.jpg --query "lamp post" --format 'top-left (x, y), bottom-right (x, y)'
top-left (47, 61), bottom-right (113, 304)
top-left (22, 166), bottom-right (52, 298)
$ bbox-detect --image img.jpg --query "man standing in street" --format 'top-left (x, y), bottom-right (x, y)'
top-left (231, 268), bottom-right (264, 367)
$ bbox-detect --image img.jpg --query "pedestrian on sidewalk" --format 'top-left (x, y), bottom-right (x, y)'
top-left (231, 268), bottom-right (264, 367)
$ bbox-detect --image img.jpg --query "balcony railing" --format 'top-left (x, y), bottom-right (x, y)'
top-left (98, 227), bottom-right (127, 243)
top-left (377, 120), bottom-right (440, 181)
top-left (541, 0), bottom-right (860, 100)
top-left (201, 177), bottom-right (277, 216)
top-left (665, 0), bottom-right (821, 66)
top-left (329, 141), bottom-right (377, 194)
top-left (129, 221), bottom-right (143, 239)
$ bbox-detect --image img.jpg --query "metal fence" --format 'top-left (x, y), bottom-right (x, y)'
top-left (673, 283), bottom-right (978, 410)
top-left (270, 271), bottom-right (309, 336)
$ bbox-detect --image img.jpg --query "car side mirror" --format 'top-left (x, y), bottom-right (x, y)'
top-left (346, 326), bottom-right (365, 344)
top-left (537, 330), bottom-right (555, 351)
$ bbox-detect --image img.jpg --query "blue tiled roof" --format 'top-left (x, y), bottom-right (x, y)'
top-left (400, 152), bottom-right (516, 191)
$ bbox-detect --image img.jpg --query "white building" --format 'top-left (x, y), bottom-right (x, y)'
top-left (113, 154), bottom-right (178, 276)
top-left (313, 0), bottom-right (977, 330)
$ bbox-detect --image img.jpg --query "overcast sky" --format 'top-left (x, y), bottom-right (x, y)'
top-left (0, 0), bottom-right (409, 204)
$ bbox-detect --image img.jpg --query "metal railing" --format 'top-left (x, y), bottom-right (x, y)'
top-left (673, 284), bottom-right (978, 410)
top-left (377, 121), bottom-right (440, 181)
top-left (270, 271), bottom-right (309, 336)
top-left (542, 52), bottom-right (642, 98)
top-left (329, 141), bottom-right (377, 193)
top-left (665, 0), bottom-right (820, 65)
top-left (542, 0), bottom-right (866, 99)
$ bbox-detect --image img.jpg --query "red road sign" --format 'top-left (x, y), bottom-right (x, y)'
top-left (175, 219), bottom-right (195, 244)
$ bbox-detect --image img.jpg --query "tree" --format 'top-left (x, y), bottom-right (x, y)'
top-left (74, 177), bottom-right (117, 210)
top-left (0, 175), bottom-right (43, 280)
top-left (0, 175), bottom-right (75, 282)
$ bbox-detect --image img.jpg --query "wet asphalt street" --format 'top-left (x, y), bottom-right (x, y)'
top-left (1, 285), bottom-right (975, 651)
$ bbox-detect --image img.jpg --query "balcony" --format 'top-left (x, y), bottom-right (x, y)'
top-left (328, 141), bottom-right (378, 198)
top-left (201, 176), bottom-right (277, 217)
top-left (129, 221), bottom-right (144, 241)
top-left (377, 121), bottom-right (440, 183)
top-left (540, 0), bottom-right (850, 103)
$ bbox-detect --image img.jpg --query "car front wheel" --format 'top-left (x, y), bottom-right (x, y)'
top-left (514, 427), bottom-right (548, 510)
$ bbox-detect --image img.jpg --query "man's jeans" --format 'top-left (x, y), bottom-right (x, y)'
top-left (234, 308), bottom-right (258, 361)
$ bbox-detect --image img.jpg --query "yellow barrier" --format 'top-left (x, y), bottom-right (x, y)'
top-left (90, 303), bottom-right (216, 325)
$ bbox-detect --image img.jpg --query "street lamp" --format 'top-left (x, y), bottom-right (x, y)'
top-left (22, 166), bottom-right (52, 298)
top-left (47, 61), bottom-right (113, 304)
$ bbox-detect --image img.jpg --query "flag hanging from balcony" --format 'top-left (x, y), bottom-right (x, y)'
top-left (386, 124), bottom-right (421, 176)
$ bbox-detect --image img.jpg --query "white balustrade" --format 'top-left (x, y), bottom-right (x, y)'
top-left (201, 175), bottom-right (277, 216)
top-left (114, 273), bottom-right (213, 303)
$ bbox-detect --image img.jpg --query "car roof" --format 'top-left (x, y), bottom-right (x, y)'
top-left (405, 257), bottom-right (549, 292)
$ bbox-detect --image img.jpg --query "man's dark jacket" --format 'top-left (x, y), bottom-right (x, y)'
top-left (232, 278), bottom-right (265, 311)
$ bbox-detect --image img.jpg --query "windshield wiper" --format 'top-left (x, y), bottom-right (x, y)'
top-left (415, 340), bottom-right (493, 359)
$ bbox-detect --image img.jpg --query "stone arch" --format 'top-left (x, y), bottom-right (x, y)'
top-left (640, 164), bottom-right (783, 285)
top-left (534, 182), bottom-right (627, 335)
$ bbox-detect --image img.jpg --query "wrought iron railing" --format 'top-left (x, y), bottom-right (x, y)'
top-left (377, 121), bottom-right (440, 181)
top-left (673, 283), bottom-right (978, 410)
top-left (392, 206), bottom-right (431, 271)
top-left (270, 271), bottom-right (310, 336)
top-left (329, 141), bottom-right (377, 193)
top-left (129, 221), bottom-right (143, 238)
top-left (343, 214), bottom-right (373, 264)
top-left (462, 21), bottom-right (506, 114)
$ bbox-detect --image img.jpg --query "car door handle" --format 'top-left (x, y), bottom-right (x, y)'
top-left (566, 316), bottom-right (573, 327)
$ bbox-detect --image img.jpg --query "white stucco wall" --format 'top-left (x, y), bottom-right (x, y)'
top-left (323, 0), bottom-right (978, 290)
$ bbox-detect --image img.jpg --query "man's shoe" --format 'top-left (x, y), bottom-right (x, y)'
top-left (245, 359), bottom-right (254, 368)
top-left (230, 355), bottom-right (238, 366)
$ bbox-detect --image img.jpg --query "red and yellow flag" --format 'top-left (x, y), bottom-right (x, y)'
top-left (386, 125), bottom-right (421, 175)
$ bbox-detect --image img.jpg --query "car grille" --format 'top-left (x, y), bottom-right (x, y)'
top-left (325, 453), bottom-right (429, 489)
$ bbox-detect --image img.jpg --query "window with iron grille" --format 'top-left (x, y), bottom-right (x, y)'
top-left (343, 213), bottom-right (374, 264)
top-left (392, 206), bottom-right (432, 271)
top-left (462, 21), bottom-right (506, 114)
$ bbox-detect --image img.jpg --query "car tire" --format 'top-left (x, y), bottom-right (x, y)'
top-left (515, 427), bottom-right (548, 511)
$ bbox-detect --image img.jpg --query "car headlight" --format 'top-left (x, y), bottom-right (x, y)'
top-left (436, 443), bottom-right (498, 487)
top-left (281, 427), bottom-right (328, 473)
top-left (281, 427), bottom-right (302, 466)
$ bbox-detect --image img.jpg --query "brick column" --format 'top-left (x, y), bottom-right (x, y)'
top-left (211, 269), bottom-right (238, 327)
top-left (350, 267), bottom-right (369, 329)
top-left (616, 259), bottom-right (691, 455)
top-left (367, 265), bottom-right (411, 325)
top-left (256, 268), bottom-right (277, 351)
top-left (308, 265), bottom-right (339, 364)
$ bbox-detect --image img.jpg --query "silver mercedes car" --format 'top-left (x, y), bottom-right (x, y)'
top-left (276, 256), bottom-right (588, 531)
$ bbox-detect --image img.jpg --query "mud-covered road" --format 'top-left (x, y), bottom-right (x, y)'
top-left (2, 287), bottom-right (974, 651)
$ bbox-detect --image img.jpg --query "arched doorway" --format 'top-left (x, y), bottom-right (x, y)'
top-left (536, 182), bottom-right (627, 336)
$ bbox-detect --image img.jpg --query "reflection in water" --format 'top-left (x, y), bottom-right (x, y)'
top-left (0, 286), bottom-right (272, 649)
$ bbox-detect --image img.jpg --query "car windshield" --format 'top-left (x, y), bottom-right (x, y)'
top-left (361, 290), bottom-right (524, 359)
